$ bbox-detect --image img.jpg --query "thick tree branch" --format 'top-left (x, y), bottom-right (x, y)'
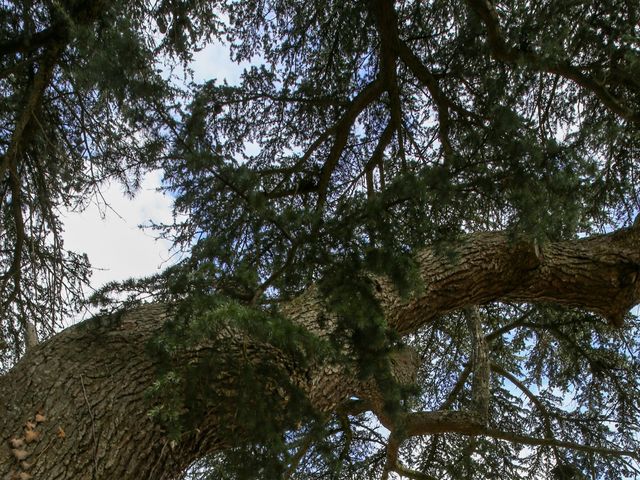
top-left (392, 409), bottom-right (638, 459)
top-left (480, 428), bottom-right (638, 459)
top-left (392, 463), bottom-right (438, 480)
top-left (373, 391), bottom-right (638, 460)
top-left (377, 225), bottom-right (640, 334)
top-left (2, 220), bottom-right (640, 477)
top-left (381, 431), bottom-right (402, 480)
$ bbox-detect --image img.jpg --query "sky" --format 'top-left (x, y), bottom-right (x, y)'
top-left (61, 170), bottom-right (174, 296)
top-left (61, 41), bottom-right (246, 323)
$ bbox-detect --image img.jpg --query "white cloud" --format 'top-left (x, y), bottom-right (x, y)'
top-left (60, 39), bottom-right (247, 324)
top-left (62, 170), bottom-right (174, 295)
top-left (191, 41), bottom-right (247, 85)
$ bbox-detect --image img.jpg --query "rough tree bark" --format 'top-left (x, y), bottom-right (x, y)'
top-left (1, 223), bottom-right (639, 479)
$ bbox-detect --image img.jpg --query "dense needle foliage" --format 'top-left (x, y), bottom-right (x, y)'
top-left (1, 0), bottom-right (640, 478)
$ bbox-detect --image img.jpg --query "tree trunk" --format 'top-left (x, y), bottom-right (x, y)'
top-left (0, 303), bottom-right (362, 480)
top-left (0, 305), bottom-right (183, 479)
top-left (1, 225), bottom-right (639, 479)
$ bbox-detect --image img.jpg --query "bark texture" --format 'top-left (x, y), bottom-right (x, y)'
top-left (0, 225), bottom-right (639, 479)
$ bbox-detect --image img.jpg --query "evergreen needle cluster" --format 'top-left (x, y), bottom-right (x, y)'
top-left (1, 0), bottom-right (640, 478)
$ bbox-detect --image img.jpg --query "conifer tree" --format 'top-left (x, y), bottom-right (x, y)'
top-left (1, 0), bottom-right (640, 479)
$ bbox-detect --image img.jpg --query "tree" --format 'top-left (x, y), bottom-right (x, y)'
top-left (1, 0), bottom-right (640, 478)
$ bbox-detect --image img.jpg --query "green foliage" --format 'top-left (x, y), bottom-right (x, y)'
top-left (0, 0), bottom-right (226, 367)
top-left (146, 296), bottom-right (332, 456)
top-left (403, 305), bottom-right (640, 479)
top-left (3, 0), bottom-right (640, 478)
top-left (319, 255), bottom-right (419, 417)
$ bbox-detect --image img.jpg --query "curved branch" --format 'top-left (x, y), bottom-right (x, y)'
top-left (397, 41), bottom-right (454, 159)
top-left (491, 362), bottom-right (556, 450)
top-left (389, 409), bottom-right (637, 460)
top-left (383, 429), bottom-right (439, 480)
top-left (392, 463), bottom-right (438, 480)
top-left (316, 79), bottom-right (384, 206)
top-left (439, 364), bottom-right (471, 410)
top-left (377, 226), bottom-right (640, 334)
top-left (464, 0), bottom-right (640, 123)
top-left (381, 430), bottom-right (401, 480)
top-left (481, 428), bottom-right (638, 459)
